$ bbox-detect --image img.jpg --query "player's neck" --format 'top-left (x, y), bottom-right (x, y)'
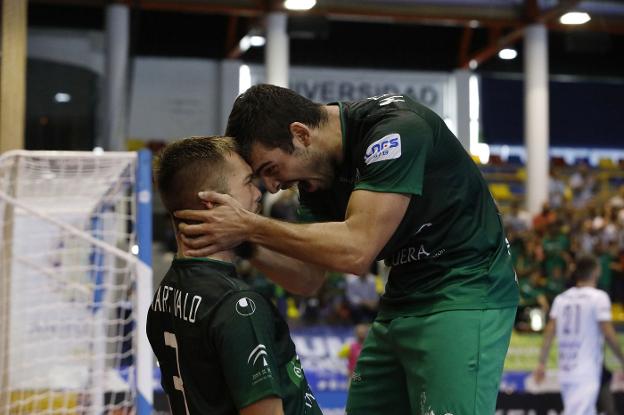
top-left (321, 105), bottom-right (344, 164)
top-left (576, 280), bottom-right (595, 288)
top-left (176, 249), bottom-right (235, 264)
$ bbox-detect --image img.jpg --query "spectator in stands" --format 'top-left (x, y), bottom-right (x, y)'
top-left (504, 201), bottom-right (532, 234)
top-left (549, 169), bottom-right (567, 209)
top-left (543, 265), bottom-right (566, 304)
top-left (542, 223), bottom-right (572, 280)
top-left (569, 162), bottom-right (596, 208)
top-left (534, 255), bottom-right (624, 415)
top-left (600, 204), bottom-right (621, 246)
top-left (519, 270), bottom-right (544, 308)
top-left (338, 323), bottom-right (370, 381)
top-left (511, 236), bottom-right (541, 280)
top-left (577, 218), bottom-right (600, 255)
top-left (609, 186), bottom-right (624, 210)
top-left (596, 241), bottom-right (617, 296)
top-left (533, 202), bottom-right (556, 235)
top-left (345, 269), bottom-right (379, 324)
top-left (610, 244), bottom-right (624, 304)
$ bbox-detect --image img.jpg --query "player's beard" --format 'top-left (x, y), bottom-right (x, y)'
top-left (294, 146), bottom-right (336, 191)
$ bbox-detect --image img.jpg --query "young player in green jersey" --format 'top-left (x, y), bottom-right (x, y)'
top-left (175, 85), bottom-right (519, 414)
top-left (147, 136), bottom-right (322, 415)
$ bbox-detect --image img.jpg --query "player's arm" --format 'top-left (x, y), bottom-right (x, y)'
top-left (600, 321), bottom-right (624, 370)
top-left (213, 292), bottom-right (288, 412)
top-left (250, 246), bottom-right (327, 296)
top-left (240, 397), bottom-right (284, 415)
top-left (535, 318), bottom-right (556, 383)
top-left (176, 189), bottom-right (410, 276)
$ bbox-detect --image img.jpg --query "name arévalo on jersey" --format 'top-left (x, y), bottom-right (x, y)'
top-left (151, 285), bottom-right (202, 323)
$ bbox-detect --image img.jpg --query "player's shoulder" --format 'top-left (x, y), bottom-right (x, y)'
top-left (588, 287), bottom-right (611, 304)
top-left (215, 290), bottom-right (273, 318)
top-left (552, 287), bottom-right (575, 306)
top-left (204, 285), bottom-right (268, 323)
top-left (574, 286), bottom-right (610, 301)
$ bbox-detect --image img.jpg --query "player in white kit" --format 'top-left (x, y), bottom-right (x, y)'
top-left (534, 255), bottom-right (624, 415)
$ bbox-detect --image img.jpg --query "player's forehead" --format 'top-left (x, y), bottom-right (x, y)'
top-left (224, 151), bottom-right (252, 177)
top-left (249, 142), bottom-right (291, 174)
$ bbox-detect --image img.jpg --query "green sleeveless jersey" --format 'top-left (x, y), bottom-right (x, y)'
top-left (146, 258), bottom-right (321, 414)
top-left (299, 95), bottom-right (519, 319)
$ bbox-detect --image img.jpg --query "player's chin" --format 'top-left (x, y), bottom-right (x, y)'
top-left (300, 180), bottom-right (320, 192)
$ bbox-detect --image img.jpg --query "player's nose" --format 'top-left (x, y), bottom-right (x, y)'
top-left (265, 178), bottom-right (280, 193)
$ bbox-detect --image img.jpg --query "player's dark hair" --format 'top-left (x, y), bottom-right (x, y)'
top-left (572, 254), bottom-right (600, 282)
top-left (225, 84), bottom-right (327, 161)
top-left (154, 136), bottom-right (237, 214)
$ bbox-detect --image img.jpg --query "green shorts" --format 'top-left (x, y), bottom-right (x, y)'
top-left (346, 307), bottom-right (516, 415)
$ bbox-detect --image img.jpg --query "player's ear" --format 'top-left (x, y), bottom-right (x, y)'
top-left (289, 122), bottom-right (311, 147)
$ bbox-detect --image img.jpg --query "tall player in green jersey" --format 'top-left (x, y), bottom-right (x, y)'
top-left (175, 85), bottom-right (519, 414)
top-left (148, 136), bottom-right (322, 415)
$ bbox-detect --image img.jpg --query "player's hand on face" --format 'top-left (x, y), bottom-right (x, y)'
top-left (174, 191), bottom-right (254, 257)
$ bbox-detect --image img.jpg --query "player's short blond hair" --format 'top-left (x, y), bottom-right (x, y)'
top-left (154, 136), bottom-right (238, 214)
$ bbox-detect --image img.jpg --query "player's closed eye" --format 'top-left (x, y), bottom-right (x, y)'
top-left (265, 165), bottom-right (277, 176)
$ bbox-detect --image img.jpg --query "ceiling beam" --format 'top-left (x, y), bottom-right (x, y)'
top-left (28, 0), bottom-right (624, 35)
top-left (225, 15), bottom-right (242, 59)
top-left (457, 26), bottom-right (474, 67)
top-left (460, 0), bottom-right (583, 69)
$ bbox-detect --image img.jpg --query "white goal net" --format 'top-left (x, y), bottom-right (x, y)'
top-left (0, 151), bottom-right (153, 415)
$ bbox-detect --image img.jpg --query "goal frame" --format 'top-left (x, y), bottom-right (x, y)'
top-left (0, 149), bottom-right (153, 415)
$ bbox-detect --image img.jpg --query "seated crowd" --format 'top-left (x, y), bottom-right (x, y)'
top-left (507, 171), bottom-right (624, 330)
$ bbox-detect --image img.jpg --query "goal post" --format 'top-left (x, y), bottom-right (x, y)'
top-left (0, 150), bottom-right (153, 415)
top-left (136, 150), bottom-right (154, 415)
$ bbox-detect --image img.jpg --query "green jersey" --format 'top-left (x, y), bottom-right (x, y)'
top-left (299, 94), bottom-right (518, 319)
top-left (146, 258), bottom-right (321, 415)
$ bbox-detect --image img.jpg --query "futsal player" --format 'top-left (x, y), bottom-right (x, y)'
top-left (147, 136), bottom-right (322, 415)
top-left (535, 254), bottom-right (624, 415)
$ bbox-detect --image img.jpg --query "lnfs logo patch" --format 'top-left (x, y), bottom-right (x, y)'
top-left (364, 133), bottom-right (401, 165)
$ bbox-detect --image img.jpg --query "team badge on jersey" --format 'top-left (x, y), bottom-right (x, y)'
top-left (364, 133), bottom-right (401, 165)
top-left (235, 297), bottom-right (256, 316)
top-left (248, 344), bottom-right (268, 367)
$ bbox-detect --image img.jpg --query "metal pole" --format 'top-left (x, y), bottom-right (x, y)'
top-left (103, 4), bottom-right (130, 151)
top-left (265, 12), bottom-right (289, 88)
top-left (453, 69), bottom-right (471, 151)
top-left (524, 24), bottom-right (550, 214)
top-left (136, 149), bottom-right (153, 415)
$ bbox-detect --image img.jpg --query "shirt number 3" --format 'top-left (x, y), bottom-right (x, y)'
top-left (164, 331), bottom-right (191, 415)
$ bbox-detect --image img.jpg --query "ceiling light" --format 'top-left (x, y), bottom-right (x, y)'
top-left (54, 92), bottom-right (71, 103)
top-left (239, 36), bottom-right (251, 52)
top-left (239, 35), bottom-right (266, 52)
top-left (284, 0), bottom-right (316, 11)
top-left (249, 35), bottom-right (266, 47)
top-left (559, 12), bottom-right (591, 25)
top-left (498, 48), bottom-right (517, 60)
